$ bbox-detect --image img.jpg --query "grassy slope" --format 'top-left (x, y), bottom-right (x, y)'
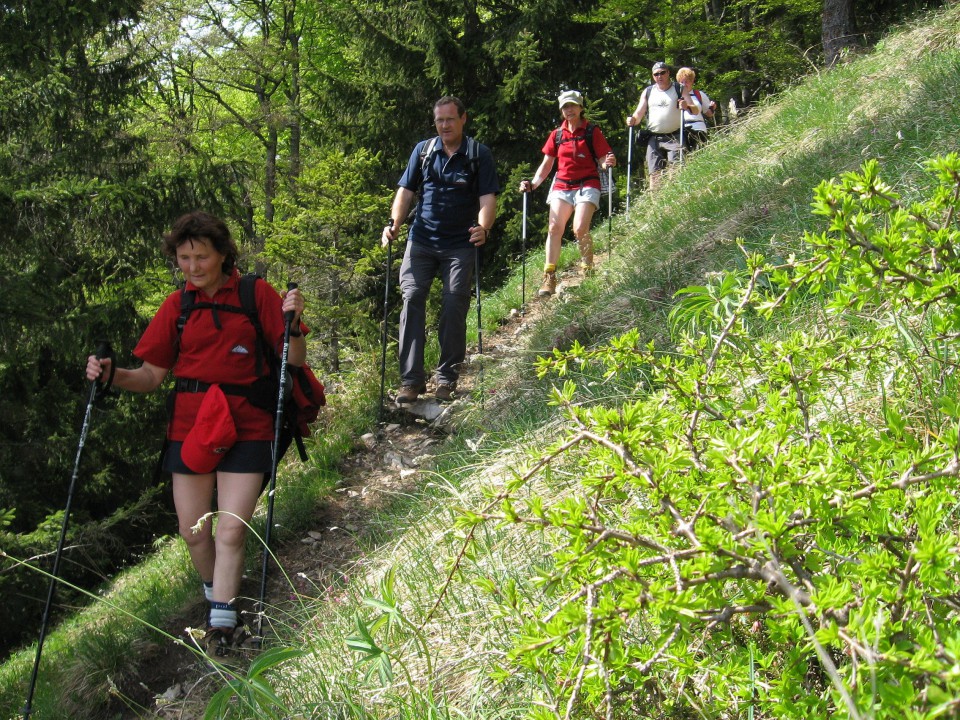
top-left (268, 8), bottom-right (960, 718)
top-left (1, 5), bottom-right (959, 717)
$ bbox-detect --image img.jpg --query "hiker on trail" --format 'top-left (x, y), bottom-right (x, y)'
top-left (381, 95), bottom-right (499, 405)
top-left (84, 211), bottom-right (307, 657)
top-left (626, 61), bottom-right (700, 189)
top-left (677, 67), bottom-right (716, 152)
top-left (519, 89), bottom-right (616, 298)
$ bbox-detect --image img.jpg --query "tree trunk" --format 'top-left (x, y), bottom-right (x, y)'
top-left (285, 1), bottom-right (302, 194)
top-left (823, 0), bottom-right (857, 67)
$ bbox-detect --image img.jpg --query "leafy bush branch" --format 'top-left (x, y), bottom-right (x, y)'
top-left (467, 155), bottom-right (960, 719)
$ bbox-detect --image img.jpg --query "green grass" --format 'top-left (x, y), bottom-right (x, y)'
top-left (3, 4), bottom-right (960, 717)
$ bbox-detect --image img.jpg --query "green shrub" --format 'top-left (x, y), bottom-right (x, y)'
top-left (468, 155), bottom-right (960, 719)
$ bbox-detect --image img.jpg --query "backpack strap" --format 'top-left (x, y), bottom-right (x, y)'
top-left (418, 136), bottom-right (440, 182)
top-left (238, 274), bottom-right (268, 377)
top-left (643, 81), bottom-right (684, 105)
top-left (176, 274), bottom-right (269, 377)
top-left (464, 136), bottom-right (481, 194)
top-left (583, 123), bottom-right (598, 161)
top-left (419, 135), bottom-right (482, 195)
top-left (553, 123), bottom-right (599, 161)
top-left (177, 286), bottom-right (195, 338)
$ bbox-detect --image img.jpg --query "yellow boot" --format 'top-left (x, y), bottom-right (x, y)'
top-left (539, 264), bottom-right (557, 297)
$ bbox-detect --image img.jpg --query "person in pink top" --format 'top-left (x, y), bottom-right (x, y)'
top-left (519, 90), bottom-right (616, 297)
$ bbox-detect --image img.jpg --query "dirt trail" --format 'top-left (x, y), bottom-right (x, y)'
top-left (110, 263), bottom-right (589, 719)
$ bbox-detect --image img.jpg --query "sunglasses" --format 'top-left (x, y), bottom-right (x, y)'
top-left (653, 71), bottom-right (667, 77)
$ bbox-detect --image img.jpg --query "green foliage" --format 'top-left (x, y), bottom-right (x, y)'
top-left (341, 567), bottom-right (454, 717)
top-left (266, 146), bottom-right (391, 373)
top-left (204, 647), bottom-right (307, 720)
top-left (0, 0), bottom-right (199, 659)
top-left (469, 155), bottom-right (960, 718)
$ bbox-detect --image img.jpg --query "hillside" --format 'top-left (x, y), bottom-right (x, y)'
top-left (4, 4), bottom-right (960, 717)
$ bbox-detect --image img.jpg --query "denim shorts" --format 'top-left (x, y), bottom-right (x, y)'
top-left (163, 441), bottom-right (273, 475)
top-left (547, 185), bottom-right (601, 208)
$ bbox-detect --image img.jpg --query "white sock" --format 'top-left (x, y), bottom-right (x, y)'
top-left (209, 601), bottom-right (237, 630)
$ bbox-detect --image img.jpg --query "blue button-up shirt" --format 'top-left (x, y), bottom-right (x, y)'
top-left (398, 136), bottom-right (499, 250)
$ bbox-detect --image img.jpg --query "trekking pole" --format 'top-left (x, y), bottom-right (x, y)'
top-left (23, 341), bottom-right (111, 720)
top-left (607, 166), bottom-right (613, 259)
top-left (378, 220), bottom-right (394, 423)
top-left (475, 243), bottom-right (484, 406)
top-left (679, 119), bottom-right (685, 165)
top-left (256, 284), bottom-right (296, 638)
top-left (521, 191), bottom-right (528, 312)
top-left (625, 127), bottom-right (633, 218)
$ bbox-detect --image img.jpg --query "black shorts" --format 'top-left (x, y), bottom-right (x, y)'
top-left (164, 441), bottom-right (273, 475)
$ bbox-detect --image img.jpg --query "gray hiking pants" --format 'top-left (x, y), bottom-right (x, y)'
top-left (646, 132), bottom-right (682, 175)
top-left (398, 241), bottom-right (475, 388)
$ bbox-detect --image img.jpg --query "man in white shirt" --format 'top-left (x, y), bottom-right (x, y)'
top-left (627, 61), bottom-right (700, 189)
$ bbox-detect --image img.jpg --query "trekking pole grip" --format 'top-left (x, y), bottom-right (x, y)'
top-left (285, 282), bottom-right (298, 324)
top-left (93, 340), bottom-right (115, 395)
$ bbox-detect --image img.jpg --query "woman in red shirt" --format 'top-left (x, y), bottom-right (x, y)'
top-left (519, 90), bottom-right (616, 296)
top-left (85, 211), bottom-right (307, 658)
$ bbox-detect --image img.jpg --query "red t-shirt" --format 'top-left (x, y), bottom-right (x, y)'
top-left (134, 270), bottom-right (309, 441)
top-left (542, 122), bottom-right (613, 191)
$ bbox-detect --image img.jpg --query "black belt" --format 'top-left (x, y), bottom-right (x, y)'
top-left (175, 377), bottom-right (213, 393)
top-left (556, 175), bottom-right (601, 187)
top-left (174, 375), bottom-right (279, 412)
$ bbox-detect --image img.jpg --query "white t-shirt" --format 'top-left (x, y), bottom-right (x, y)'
top-left (645, 83), bottom-right (699, 134)
top-left (683, 89), bottom-right (712, 132)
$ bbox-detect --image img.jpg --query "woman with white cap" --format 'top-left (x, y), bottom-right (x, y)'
top-left (519, 90), bottom-right (616, 297)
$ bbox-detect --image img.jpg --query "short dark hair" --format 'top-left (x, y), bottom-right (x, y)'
top-left (162, 211), bottom-right (238, 274)
top-left (434, 95), bottom-right (466, 117)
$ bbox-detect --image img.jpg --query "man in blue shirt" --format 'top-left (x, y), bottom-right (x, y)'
top-left (382, 96), bottom-right (499, 403)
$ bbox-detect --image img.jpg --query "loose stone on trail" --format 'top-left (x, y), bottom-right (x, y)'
top-left (388, 397), bottom-right (446, 421)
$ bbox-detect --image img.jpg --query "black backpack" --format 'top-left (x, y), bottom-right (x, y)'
top-left (175, 274), bottom-right (326, 469)
top-left (417, 135), bottom-right (481, 192)
top-left (407, 135), bottom-right (483, 224)
top-left (551, 123), bottom-right (612, 193)
top-left (642, 80), bottom-right (685, 108)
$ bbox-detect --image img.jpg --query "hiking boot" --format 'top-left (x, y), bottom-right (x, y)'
top-left (201, 624), bottom-right (258, 661)
top-left (578, 235), bottom-right (594, 274)
top-left (435, 383), bottom-right (456, 402)
top-left (396, 383), bottom-right (426, 404)
top-left (203, 626), bottom-right (237, 659)
top-left (538, 271), bottom-right (557, 297)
